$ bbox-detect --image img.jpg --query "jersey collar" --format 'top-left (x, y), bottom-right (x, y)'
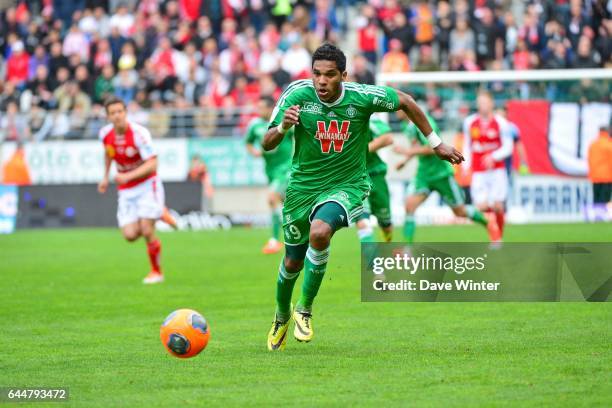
top-left (316, 82), bottom-right (345, 107)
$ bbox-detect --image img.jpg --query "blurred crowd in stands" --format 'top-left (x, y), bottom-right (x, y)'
top-left (0, 0), bottom-right (609, 140)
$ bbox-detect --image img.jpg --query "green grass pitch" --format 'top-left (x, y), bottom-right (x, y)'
top-left (1, 224), bottom-right (610, 407)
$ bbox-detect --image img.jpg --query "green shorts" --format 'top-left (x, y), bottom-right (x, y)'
top-left (358, 172), bottom-right (391, 227)
top-left (407, 175), bottom-right (465, 207)
top-left (267, 168), bottom-right (290, 195)
top-left (282, 185), bottom-right (367, 246)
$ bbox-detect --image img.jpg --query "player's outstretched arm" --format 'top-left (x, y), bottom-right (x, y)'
top-left (97, 152), bottom-right (112, 194)
top-left (396, 90), bottom-right (464, 165)
top-left (263, 105), bottom-right (299, 151)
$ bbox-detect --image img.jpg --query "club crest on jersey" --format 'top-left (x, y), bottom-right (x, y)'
top-left (125, 146), bottom-right (138, 157)
top-left (105, 144), bottom-right (115, 158)
top-left (346, 105), bottom-right (357, 118)
top-left (315, 120), bottom-right (351, 153)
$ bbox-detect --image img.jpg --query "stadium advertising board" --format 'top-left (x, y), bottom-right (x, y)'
top-left (188, 139), bottom-right (267, 187)
top-left (0, 140), bottom-right (189, 184)
top-left (507, 102), bottom-right (611, 176)
top-left (510, 175), bottom-right (592, 223)
top-left (0, 185), bottom-right (18, 234)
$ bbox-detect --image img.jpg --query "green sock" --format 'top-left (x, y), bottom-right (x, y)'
top-left (296, 246), bottom-right (329, 312)
top-left (403, 215), bottom-right (416, 243)
top-left (275, 259), bottom-right (300, 322)
top-left (466, 205), bottom-right (487, 226)
top-left (271, 207), bottom-right (281, 240)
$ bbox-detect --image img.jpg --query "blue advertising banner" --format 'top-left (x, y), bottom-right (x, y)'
top-left (0, 185), bottom-right (18, 234)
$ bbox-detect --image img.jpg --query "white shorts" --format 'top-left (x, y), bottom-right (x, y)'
top-left (117, 177), bottom-right (165, 227)
top-left (471, 168), bottom-right (508, 206)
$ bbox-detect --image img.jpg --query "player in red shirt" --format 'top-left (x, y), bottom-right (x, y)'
top-left (462, 91), bottom-right (513, 244)
top-left (97, 97), bottom-right (168, 284)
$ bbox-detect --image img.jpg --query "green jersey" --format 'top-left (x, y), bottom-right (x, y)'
top-left (366, 117), bottom-right (392, 175)
top-left (401, 114), bottom-right (453, 181)
top-left (245, 116), bottom-right (293, 179)
top-left (269, 80), bottom-right (400, 194)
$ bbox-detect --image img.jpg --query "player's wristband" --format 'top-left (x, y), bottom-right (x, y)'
top-left (276, 124), bottom-right (288, 135)
top-left (426, 131), bottom-right (442, 148)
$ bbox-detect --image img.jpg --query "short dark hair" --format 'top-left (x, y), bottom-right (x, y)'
top-left (104, 96), bottom-right (126, 111)
top-left (312, 43), bottom-right (346, 73)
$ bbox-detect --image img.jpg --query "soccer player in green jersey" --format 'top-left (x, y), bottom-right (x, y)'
top-left (394, 110), bottom-right (500, 243)
top-left (355, 116), bottom-right (394, 243)
top-left (263, 43), bottom-right (463, 351)
top-left (246, 96), bottom-right (294, 254)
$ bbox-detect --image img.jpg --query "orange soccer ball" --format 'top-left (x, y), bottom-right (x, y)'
top-left (160, 309), bottom-right (210, 358)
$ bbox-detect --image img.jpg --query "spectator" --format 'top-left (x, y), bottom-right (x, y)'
top-left (280, 36), bottom-right (311, 79)
top-left (543, 40), bottom-right (571, 69)
top-left (93, 38), bottom-right (113, 71)
top-left (309, 0), bottom-right (339, 44)
top-left (113, 66), bottom-right (138, 104)
top-left (75, 64), bottom-right (94, 96)
top-left (62, 24), bottom-right (90, 62)
top-left (259, 40), bottom-right (283, 75)
top-left (381, 38), bottom-right (410, 73)
top-left (0, 81), bottom-right (20, 111)
top-left (351, 54), bottom-right (375, 85)
top-left (49, 66), bottom-right (70, 93)
top-left (473, 7), bottom-right (502, 68)
top-left (436, 1), bottom-right (453, 67)
top-left (108, 26), bottom-right (127, 66)
top-left (518, 10), bottom-right (545, 52)
top-left (572, 35), bottom-right (600, 68)
top-left (587, 127), bottom-right (612, 204)
top-left (566, 0), bottom-right (590, 49)
top-left (6, 41), bottom-right (30, 87)
top-left (504, 10), bottom-right (519, 56)
top-left (356, 4), bottom-right (379, 67)
top-left (48, 41), bottom-right (68, 77)
top-left (28, 45), bottom-right (48, 80)
top-left (512, 39), bottom-right (532, 70)
top-left (414, 45), bottom-right (440, 72)
top-left (387, 11), bottom-right (414, 55)
top-left (410, 0), bottom-right (435, 48)
top-left (94, 64), bottom-right (115, 104)
top-left (25, 65), bottom-right (54, 110)
top-left (109, 4), bottom-right (135, 37)
top-left (450, 18), bottom-right (475, 57)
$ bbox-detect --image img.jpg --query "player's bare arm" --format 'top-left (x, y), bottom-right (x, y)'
top-left (115, 157), bottom-right (158, 185)
top-left (368, 133), bottom-right (393, 153)
top-left (97, 152), bottom-right (112, 194)
top-left (395, 90), bottom-right (464, 164)
top-left (262, 105), bottom-right (300, 151)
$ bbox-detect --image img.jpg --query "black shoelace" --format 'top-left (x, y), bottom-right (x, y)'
top-left (299, 312), bottom-right (312, 329)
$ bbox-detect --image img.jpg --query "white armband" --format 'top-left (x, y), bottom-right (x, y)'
top-left (426, 131), bottom-right (442, 148)
top-left (276, 124), bottom-right (288, 135)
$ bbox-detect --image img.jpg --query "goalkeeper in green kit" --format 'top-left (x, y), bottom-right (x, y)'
top-left (263, 43), bottom-right (463, 351)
